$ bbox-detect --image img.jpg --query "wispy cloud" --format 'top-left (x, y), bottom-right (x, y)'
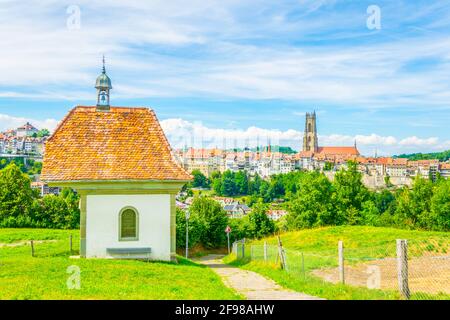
top-left (0, 1), bottom-right (449, 147)
top-left (0, 112), bottom-right (445, 156)
top-left (1, 0), bottom-right (450, 110)
top-left (160, 118), bottom-right (445, 156)
top-left (0, 113), bottom-right (58, 132)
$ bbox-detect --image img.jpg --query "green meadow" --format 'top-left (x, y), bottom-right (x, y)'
top-left (0, 228), bottom-right (241, 300)
top-left (224, 226), bottom-right (450, 300)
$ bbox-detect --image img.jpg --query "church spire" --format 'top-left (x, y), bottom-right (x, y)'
top-left (102, 55), bottom-right (106, 73)
top-left (302, 111), bottom-right (318, 152)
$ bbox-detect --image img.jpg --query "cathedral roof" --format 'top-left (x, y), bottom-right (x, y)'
top-left (41, 106), bottom-right (192, 182)
top-left (316, 146), bottom-right (360, 156)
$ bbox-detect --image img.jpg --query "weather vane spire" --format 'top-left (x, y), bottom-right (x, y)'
top-left (102, 55), bottom-right (106, 73)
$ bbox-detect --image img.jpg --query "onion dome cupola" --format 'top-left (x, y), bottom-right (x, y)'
top-left (95, 55), bottom-right (112, 111)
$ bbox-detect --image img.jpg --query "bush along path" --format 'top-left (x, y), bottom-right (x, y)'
top-left (196, 255), bottom-right (324, 300)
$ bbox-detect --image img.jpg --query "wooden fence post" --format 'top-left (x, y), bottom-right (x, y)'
top-left (338, 240), bottom-right (344, 284)
top-left (396, 239), bottom-right (410, 299)
top-left (30, 240), bottom-right (35, 257)
top-left (241, 238), bottom-right (245, 259)
top-left (277, 236), bottom-right (287, 270)
top-left (263, 241), bottom-right (268, 262)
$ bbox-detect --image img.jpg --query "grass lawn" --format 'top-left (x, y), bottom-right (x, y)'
top-left (224, 226), bottom-right (450, 300)
top-left (0, 228), bottom-right (241, 300)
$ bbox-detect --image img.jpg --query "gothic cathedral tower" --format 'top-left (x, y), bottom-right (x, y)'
top-left (302, 111), bottom-right (318, 152)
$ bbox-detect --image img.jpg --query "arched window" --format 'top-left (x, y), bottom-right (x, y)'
top-left (119, 207), bottom-right (139, 241)
top-left (308, 123), bottom-right (312, 132)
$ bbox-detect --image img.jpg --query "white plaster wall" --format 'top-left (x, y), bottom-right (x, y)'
top-left (86, 194), bottom-right (171, 261)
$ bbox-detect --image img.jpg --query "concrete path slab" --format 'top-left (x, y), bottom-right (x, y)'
top-left (196, 254), bottom-right (324, 300)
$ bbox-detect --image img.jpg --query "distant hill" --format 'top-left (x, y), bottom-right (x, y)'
top-left (394, 150), bottom-right (450, 162)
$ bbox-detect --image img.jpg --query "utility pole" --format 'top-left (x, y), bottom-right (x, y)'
top-left (185, 209), bottom-right (191, 259)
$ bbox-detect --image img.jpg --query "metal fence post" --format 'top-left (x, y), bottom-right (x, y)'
top-left (338, 240), bottom-right (345, 284)
top-left (69, 235), bottom-right (73, 255)
top-left (264, 241), bottom-right (268, 263)
top-left (241, 239), bottom-right (245, 259)
top-left (396, 239), bottom-right (410, 299)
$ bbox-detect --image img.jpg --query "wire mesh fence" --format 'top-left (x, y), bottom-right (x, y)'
top-left (231, 237), bottom-right (450, 300)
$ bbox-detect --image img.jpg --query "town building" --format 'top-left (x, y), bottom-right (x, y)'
top-left (31, 181), bottom-right (61, 196)
top-left (41, 59), bottom-right (191, 261)
top-left (223, 203), bottom-right (251, 218)
top-left (439, 163), bottom-right (450, 179)
top-left (0, 125), bottom-right (46, 156)
top-left (16, 122), bottom-right (39, 137)
top-left (266, 209), bottom-right (288, 221)
top-left (173, 111), bottom-right (448, 188)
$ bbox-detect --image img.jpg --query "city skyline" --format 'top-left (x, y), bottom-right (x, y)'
top-left (0, 1), bottom-right (449, 156)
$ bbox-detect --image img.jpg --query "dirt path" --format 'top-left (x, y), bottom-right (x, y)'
top-left (196, 254), bottom-right (323, 300)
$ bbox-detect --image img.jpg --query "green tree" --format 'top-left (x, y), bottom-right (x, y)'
top-left (175, 207), bottom-right (202, 249)
top-left (323, 162), bottom-right (333, 171)
top-left (360, 200), bottom-right (380, 226)
top-left (37, 129), bottom-right (50, 138)
top-left (246, 201), bottom-right (275, 239)
top-left (395, 177), bottom-right (433, 229)
top-left (220, 170), bottom-right (237, 196)
top-left (333, 161), bottom-right (369, 225)
top-left (373, 189), bottom-right (395, 214)
top-left (190, 169), bottom-right (210, 188)
top-left (0, 163), bottom-right (34, 225)
top-left (427, 180), bottom-right (450, 231)
top-left (287, 171), bottom-right (336, 229)
top-left (235, 171), bottom-right (249, 195)
top-left (189, 197), bottom-right (229, 248)
top-left (30, 188), bottom-right (80, 229)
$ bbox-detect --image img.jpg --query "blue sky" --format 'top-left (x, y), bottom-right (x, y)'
top-left (0, 0), bottom-right (449, 155)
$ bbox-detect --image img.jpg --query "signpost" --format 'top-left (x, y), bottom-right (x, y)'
top-left (185, 209), bottom-right (191, 259)
top-left (225, 225), bottom-right (231, 254)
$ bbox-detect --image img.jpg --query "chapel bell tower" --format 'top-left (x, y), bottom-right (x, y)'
top-left (95, 56), bottom-right (112, 111)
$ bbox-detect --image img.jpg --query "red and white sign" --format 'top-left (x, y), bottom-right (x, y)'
top-left (225, 226), bottom-right (232, 233)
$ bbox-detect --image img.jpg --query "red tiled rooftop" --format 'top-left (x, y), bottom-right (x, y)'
top-left (316, 146), bottom-right (360, 156)
top-left (41, 106), bottom-right (192, 182)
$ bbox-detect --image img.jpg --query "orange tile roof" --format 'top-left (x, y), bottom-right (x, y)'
top-left (41, 106), bottom-right (192, 182)
top-left (18, 122), bottom-right (38, 131)
top-left (392, 158), bottom-right (408, 165)
top-left (297, 151), bottom-right (314, 158)
top-left (375, 157), bottom-right (392, 165)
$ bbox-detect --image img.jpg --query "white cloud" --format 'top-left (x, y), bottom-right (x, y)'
top-left (399, 136), bottom-right (439, 146)
top-left (0, 0), bottom-right (450, 112)
top-left (159, 118), bottom-right (445, 156)
top-left (0, 114), bottom-right (58, 132)
top-left (0, 112), bottom-right (444, 156)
